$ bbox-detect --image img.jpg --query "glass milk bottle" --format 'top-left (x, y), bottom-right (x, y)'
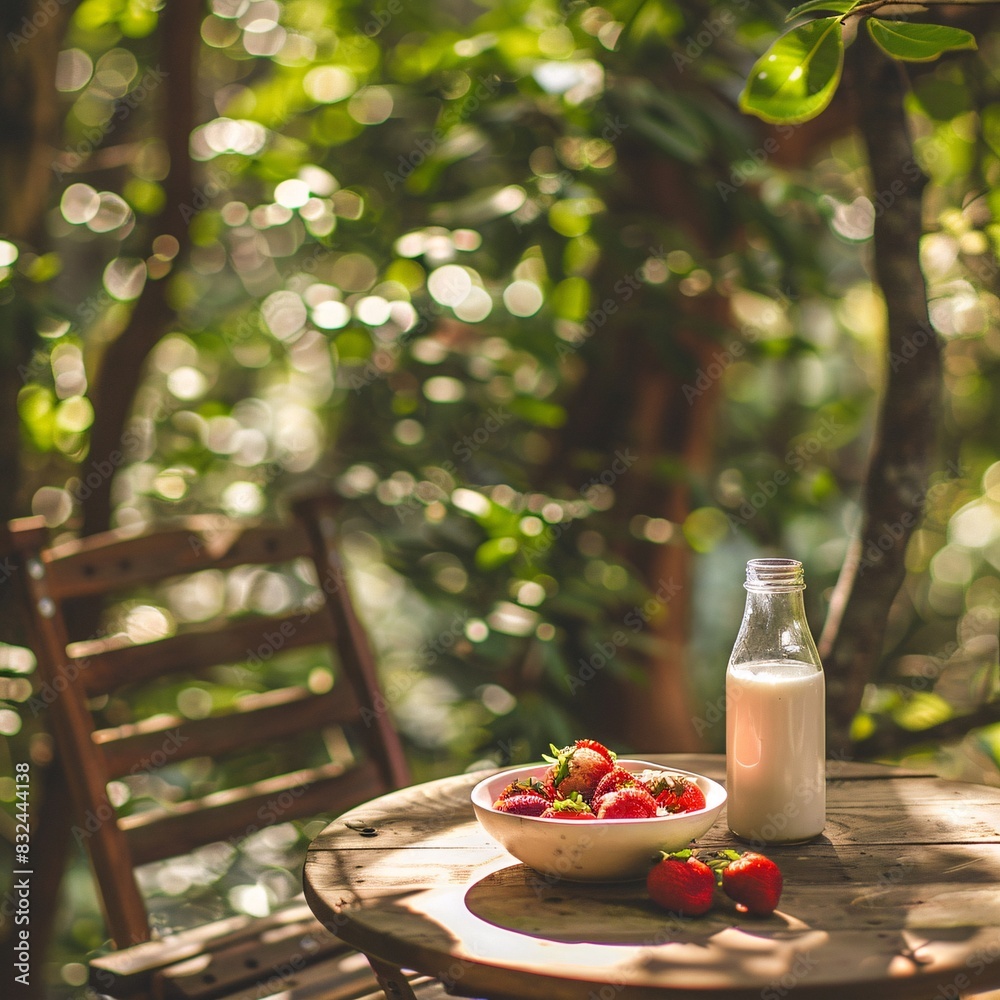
top-left (726, 558), bottom-right (826, 844)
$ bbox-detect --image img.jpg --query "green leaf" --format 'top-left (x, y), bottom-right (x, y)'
top-left (892, 691), bottom-right (953, 732)
top-left (740, 18), bottom-right (844, 125)
top-left (866, 19), bottom-right (977, 62)
top-left (629, 111), bottom-right (707, 164)
top-left (785, 0), bottom-right (859, 22)
top-left (474, 536), bottom-right (519, 570)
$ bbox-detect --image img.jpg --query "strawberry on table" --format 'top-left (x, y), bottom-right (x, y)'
top-left (542, 742), bottom-right (614, 800)
top-left (710, 849), bottom-right (783, 916)
top-left (647, 850), bottom-right (716, 916)
top-left (595, 785), bottom-right (657, 819)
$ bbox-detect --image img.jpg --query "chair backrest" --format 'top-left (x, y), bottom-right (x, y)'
top-left (7, 494), bottom-right (410, 950)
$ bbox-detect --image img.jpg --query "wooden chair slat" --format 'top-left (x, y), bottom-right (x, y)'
top-left (122, 758), bottom-right (382, 866)
top-left (153, 916), bottom-right (350, 1000)
top-left (94, 686), bottom-right (361, 778)
top-left (43, 518), bottom-right (314, 599)
top-left (293, 496), bottom-right (410, 791)
top-left (203, 955), bottom-right (397, 1000)
top-left (74, 609), bottom-right (338, 696)
top-left (88, 904), bottom-right (321, 995)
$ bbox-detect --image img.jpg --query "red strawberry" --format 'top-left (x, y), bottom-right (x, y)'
top-left (647, 850), bottom-right (716, 916)
top-left (591, 766), bottom-right (637, 808)
top-left (573, 738), bottom-right (616, 764)
top-left (711, 850), bottom-right (783, 916)
top-left (645, 774), bottom-right (706, 814)
top-left (540, 793), bottom-right (597, 820)
top-left (595, 786), bottom-right (657, 819)
top-left (542, 743), bottom-right (613, 800)
top-left (494, 777), bottom-right (553, 803)
top-left (492, 793), bottom-right (550, 816)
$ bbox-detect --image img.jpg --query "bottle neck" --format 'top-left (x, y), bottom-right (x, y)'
top-left (729, 561), bottom-right (822, 669)
top-left (745, 557), bottom-right (804, 591)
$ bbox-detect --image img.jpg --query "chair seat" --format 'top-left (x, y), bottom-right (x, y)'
top-left (88, 901), bottom-right (334, 997)
top-left (88, 898), bottom-right (440, 1000)
top-left (88, 898), bottom-right (455, 1000)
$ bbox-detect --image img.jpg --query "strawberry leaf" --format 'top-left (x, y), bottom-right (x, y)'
top-left (740, 17), bottom-right (844, 125)
top-left (661, 848), bottom-right (693, 861)
top-left (550, 791), bottom-right (590, 813)
top-left (866, 19), bottom-right (977, 62)
top-left (543, 743), bottom-right (574, 786)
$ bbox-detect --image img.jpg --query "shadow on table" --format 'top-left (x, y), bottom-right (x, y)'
top-left (462, 850), bottom-right (842, 947)
top-left (462, 822), bottom-right (1000, 998)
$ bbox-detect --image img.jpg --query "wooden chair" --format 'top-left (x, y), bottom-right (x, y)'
top-left (7, 495), bottom-right (434, 1000)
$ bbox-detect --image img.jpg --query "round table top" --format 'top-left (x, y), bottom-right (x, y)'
top-left (303, 753), bottom-right (1000, 1000)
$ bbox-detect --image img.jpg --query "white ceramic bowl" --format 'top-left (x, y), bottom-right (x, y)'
top-left (471, 758), bottom-right (726, 882)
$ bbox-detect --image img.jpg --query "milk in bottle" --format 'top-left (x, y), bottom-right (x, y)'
top-left (725, 558), bottom-right (825, 844)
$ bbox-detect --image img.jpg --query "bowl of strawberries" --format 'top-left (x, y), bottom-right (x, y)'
top-left (471, 739), bottom-right (726, 882)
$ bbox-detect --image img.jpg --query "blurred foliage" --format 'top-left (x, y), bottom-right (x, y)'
top-left (1, 0), bottom-right (1000, 994)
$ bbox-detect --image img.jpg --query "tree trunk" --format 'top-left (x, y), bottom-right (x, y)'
top-left (0, 0), bottom-right (74, 524)
top-left (819, 41), bottom-right (943, 754)
top-left (81, 1), bottom-right (199, 536)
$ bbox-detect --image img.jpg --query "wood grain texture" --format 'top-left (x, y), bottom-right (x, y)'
top-left (43, 518), bottom-right (313, 599)
top-left (304, 754), bottom-right (1000, 1000)
top-left (73, 607), bottom-right (338, 696)
top-left (94, 685), bottom-right (359, 778)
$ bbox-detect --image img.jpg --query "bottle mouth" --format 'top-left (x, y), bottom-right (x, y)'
top-left (745, 557), bottom-right (805, 591)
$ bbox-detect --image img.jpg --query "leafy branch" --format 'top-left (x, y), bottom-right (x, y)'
top-left (740, 0), bottom-right (978, 124)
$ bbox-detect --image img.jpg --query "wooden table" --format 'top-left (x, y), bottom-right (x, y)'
top-left (303, 754), bottom-right (1000, 1000)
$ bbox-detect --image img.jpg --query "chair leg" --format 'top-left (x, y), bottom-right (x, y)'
top-left (8, 757), bottom-right (75, 1000)
top-left (364, 955), bottom-right (421, 1000)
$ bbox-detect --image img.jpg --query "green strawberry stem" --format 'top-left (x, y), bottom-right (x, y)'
top-left (550, 791), bottom-right (590, 813)
top-left (542, 743), bottom-right (575, 786)
top-left (705, 849), bottom-right (744, 885)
